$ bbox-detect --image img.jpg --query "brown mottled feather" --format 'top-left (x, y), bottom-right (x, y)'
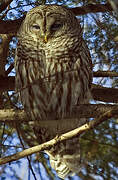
top-left (15, 5), bottom-right (92, 179)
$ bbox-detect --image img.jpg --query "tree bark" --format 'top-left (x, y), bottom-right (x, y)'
top-left (0, 107), bottom-right (117, 165)
top-left (0, 34), bottom-right (14, 76)
top-left (93, 71), bottom-right (118, 77)
top-left (0, 0), bottom-right (13, 13)
top-left (0, 104), bottom-right (118, 123)
top-left (71, 3), bottom-right (112, 15)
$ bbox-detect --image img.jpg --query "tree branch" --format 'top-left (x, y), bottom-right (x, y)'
top-left (0, 0), bottom-right (13, 13)
top-left (93, 70), bottom-right (118, 77)
top-left (0, 74), bottom-right (118, 103)
top-left (0, 34), bottom-right (14, 76)
top-left (5, 63), bottom-right (14, 76)
top-left (0, 107), bottom-right (117, 165)
top-left (0, 17), bottom-right (25, 34)
top-left (71, 3), bottom-right (112, 15)
top-left (0, 104), bottom-right (118, 123)
top-left (91, 84), bottom-right (118, 103)
top-left (0, 71), bottom-right (117, 91)
top-left (0, 76), bottom-right (14, 92)
top-left (108, 0), bottom-right (118, 15)
top-left (0, 3), bottom-right (113, 34)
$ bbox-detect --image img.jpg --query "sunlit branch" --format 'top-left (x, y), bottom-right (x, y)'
top-left (0, 107), bottom-right (117, 165)
top-left (0, 104), bottom-right (118, 123)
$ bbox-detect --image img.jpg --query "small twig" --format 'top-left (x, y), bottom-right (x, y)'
top-left (5, 63), bottom-right (14, 76)
top-left (0, 144), bottom-right (22, 148)
top-left (16, 124), bottom-right (37, 180)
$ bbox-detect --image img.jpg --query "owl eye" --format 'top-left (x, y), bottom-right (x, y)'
top-left (51, 23), bottom-right (62, 31)
top-left (32, 24), bottom-right (40, 30)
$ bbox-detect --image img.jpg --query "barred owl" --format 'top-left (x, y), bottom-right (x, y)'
top-left (15, 5), bottom-right (92, 179)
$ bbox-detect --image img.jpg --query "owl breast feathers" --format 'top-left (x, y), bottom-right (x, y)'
top-left (15, 4), bottom-right (92, 179)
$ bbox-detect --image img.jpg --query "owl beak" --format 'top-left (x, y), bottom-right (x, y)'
top-left (44, 35), bottom-right (48, 43)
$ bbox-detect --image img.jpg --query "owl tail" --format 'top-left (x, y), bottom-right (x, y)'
top-left (45, 137), bottom-right (82, 179)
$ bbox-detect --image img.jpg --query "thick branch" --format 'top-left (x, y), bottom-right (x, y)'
top-left (0, 3), bottom-right (113, 34)
top-left (1, 70), bottom-right (118, 91)
top-left (0, 34), bottom-right (14, 76)
top-left (71, 3), bottom-right (112, 15)
top-left (0, 17), bottom-right (25, 34)
top-left (0, 75), bottom-right (118, 103)
top-left (0, 76), bottom-right (14, 92)
top-left (0, 104), bottom-right (118, 122)
top-left (91, 84), bottom-right (118, 103)
top-left (0, 0), bottom-right (13, 13)
top-left (0, 107), bottom-right (117, 165)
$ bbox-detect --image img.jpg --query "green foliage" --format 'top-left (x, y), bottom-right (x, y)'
top-left (80, 118), bottom-right (118, 179)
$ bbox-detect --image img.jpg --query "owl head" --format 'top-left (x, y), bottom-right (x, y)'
top-left (18, 5), bottom-right (81, 43)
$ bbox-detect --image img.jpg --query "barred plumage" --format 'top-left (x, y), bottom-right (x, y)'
top-left (15, 5), bottom-right (92, 179)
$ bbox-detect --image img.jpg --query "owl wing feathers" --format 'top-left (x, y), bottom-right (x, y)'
top-left (15, 5), bottom-right (92, 179)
